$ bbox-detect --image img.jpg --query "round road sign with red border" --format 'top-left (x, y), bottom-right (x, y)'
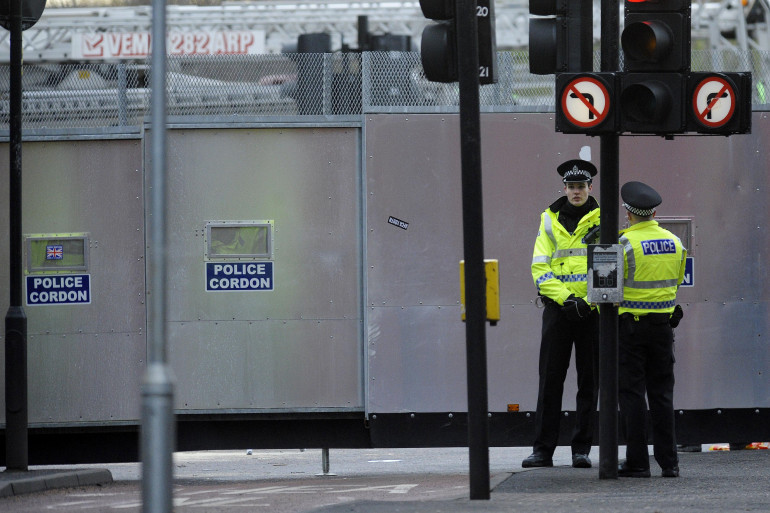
top-left (692, 75), bottom-right (736, 128)
top-left (561, 76), bottom-right (611, 129)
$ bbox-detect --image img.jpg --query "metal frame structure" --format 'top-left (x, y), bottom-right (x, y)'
top-left (1, 0), bottom-right (768, 63)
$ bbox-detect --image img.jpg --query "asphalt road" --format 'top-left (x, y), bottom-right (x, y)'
top-left (3, 444), bottom-right (769, 513)
top-left (0, 446), bottom-right (530, 512)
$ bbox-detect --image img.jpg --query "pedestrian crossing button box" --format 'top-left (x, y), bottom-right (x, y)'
top-left (586, 244), bottom-right (624, 304)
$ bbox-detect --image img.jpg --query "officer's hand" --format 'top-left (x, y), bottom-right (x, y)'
top-left (561, 295), bottom-right (591, 321)
top-left (669, 304), bottom-right (684, 328)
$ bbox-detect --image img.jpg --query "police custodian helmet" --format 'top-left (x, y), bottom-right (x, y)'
top-left (557, 159), bottom-right (597, 183)
top-left (621, 181), bottom-right (662, 217)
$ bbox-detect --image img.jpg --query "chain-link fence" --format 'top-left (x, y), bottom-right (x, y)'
top-left (1, 49), bottom-right (769, 130)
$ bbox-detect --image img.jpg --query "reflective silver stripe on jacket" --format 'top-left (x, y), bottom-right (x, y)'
top-left (553, 248), bottom-right (587, 259)
top-left (543, 213), bottom-right (557, 249)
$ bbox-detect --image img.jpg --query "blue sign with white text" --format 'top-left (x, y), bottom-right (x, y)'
top-left (26, 274), bottom-right (91, 305)
top-left (681, 257), bottom-right (694, 287)
top-left (206, 262), bottom-right (274, 291)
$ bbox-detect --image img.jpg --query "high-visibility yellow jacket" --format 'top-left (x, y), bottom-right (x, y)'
top-left (618, 220), bottom-right (687, 316)
top-left (531, 199), bottom-right (600, 306)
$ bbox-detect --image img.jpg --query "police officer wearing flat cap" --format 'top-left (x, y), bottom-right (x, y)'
top-left (617, 181), bottom-right (687, 478)
top-left (523, 159), bottom-right (600, 469)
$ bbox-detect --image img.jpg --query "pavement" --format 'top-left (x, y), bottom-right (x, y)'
top-left (1, 445), bottom-right (769, 512)
top-left (311, 448), bottom-right (770, 513)
top-left (0, 467), bottom-right (113, 498)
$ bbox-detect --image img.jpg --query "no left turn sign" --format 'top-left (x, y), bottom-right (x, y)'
top-left (560, 76), bottom-right (611, 129)
top-left (692, 76), bottom-right (736, 128)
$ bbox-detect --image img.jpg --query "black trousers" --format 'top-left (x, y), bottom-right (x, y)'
top-left (618, 314), bottom-right (678, 470)
top-left (532, 302), bottom-right (599, 457)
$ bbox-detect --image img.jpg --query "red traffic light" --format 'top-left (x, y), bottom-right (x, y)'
top-left (622, 0), bottom-right (690, 72)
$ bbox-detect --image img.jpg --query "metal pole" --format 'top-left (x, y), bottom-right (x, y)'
top-left (456, 0), bottom-right (490, 500)
top-left (322, 448), bottom-right (330, 474)
top-left (4, 0), bottom-right (28, 473)
top-left (142, 1), bottom-right (175, 512)
top-left (117, 62), bottom-right (128, 126)
top-left (598, 0), bottom-right (620, 480)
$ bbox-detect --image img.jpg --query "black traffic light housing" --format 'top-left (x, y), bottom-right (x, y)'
top-left (0, 0), bottom-right (47, 30)
top-left (528, 0), bottom-right (592, 75)
top-left (687, 72), bottom-right (752, 135)
top-left (620, 73), bottom-right (686, 134)
top-left (419, 0), bottom-right (498, 84)
top-left (621, 0), bottom-right (691, 72)
top-left (618, 0), bottom-right (691, 135)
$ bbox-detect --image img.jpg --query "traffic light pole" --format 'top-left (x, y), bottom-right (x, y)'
top-left (142, 1), bottom-right (175, 512)
top-left (598, 0), bottom-right (620, 480)
top-left (456, 0), bottom-right (490, 500)
top-left (4, 0), bottom-right (29, 473)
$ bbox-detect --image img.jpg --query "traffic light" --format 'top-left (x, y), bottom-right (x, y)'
top-left (621, 0), bottom-right (690, 72)
top-left (528, 0), bottom-right (592, 75)
top-left (419, 0), bottom-right (498, 84)
top-left (687, 72), bottom-right (752, 135)
top-left (620, 73), bottom-right (686, 134)
top-left (420, 0), bottom-right (457, 83)
top-left (0, 0), bottom-right (47, 30)
top-left (618, 0), bottom-right (690, 134)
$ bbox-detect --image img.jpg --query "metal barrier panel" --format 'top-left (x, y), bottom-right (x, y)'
top-left (364, 112), bottom-right (770, 414)
top-left (1, 114), bottom-right (768, 431)
top-left (0, 138), bottom-right (146, 424)
top-left (146, 126), bottom-right (363, 412)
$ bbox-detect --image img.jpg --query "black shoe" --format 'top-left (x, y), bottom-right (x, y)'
top-left (662, 466), bottom-right (680, 478)
top-left (572, 453), bottom-right (592, 468)
top-left (522, 452), bottom-right (553, 468)
top-left (618, 463), bottom-right (651, 478)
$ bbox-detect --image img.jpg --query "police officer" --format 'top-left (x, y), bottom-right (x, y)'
top-left (617, 181), bottom-right (686, 478)
top-left (522, 159), bottom-right (600, 469)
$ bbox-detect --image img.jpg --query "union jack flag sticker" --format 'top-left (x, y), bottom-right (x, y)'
top-left (46, 245), bottom-right (64, 260)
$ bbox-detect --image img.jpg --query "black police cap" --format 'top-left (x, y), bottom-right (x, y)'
top-left (557, 159), bottom-right (597, 183)
top-left (621, 181), bottom-right (662, 216)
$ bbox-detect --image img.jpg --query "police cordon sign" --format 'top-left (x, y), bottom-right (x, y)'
top-left (26, 274), bottom-right (91, 305)
top-left (206, 262), bottom-right (274, 291)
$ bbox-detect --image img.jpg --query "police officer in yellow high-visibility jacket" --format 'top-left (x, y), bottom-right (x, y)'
top-left (617, 181), bottom-right (686, 479)
top-left (522, 159), bottom-right (600, 470)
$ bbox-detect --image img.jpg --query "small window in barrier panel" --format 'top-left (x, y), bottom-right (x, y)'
top-left (206, 221), bottom-right (273, 259)
top-left (657, 218), bottom-right (693, 255)
top-left (26, 234), bottom-right (89, 273)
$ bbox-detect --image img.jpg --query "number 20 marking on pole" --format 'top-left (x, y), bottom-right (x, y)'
top-left (561, 76), bottom-right (611, 129)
